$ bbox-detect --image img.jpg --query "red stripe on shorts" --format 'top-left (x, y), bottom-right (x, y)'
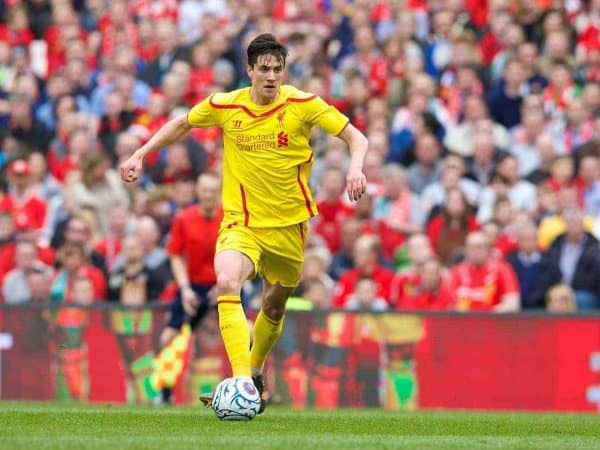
top-left (239, 184), bottom-right (250, 226)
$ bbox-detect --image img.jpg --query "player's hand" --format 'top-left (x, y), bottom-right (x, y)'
top-left (346, 165), bottom-right (367, 202)
top-left (181, 286), bottom-right (199, 315)
top-left (120, 151), bottom-right (143, 183)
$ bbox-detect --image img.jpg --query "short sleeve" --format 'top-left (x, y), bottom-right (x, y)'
top-left (187, 95), bottom-right (221, 128)
top-left (299, 97), bottom-right (350, 136)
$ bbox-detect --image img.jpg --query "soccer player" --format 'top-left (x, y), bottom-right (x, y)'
top-left (120, 33), bottom-right (368, 413)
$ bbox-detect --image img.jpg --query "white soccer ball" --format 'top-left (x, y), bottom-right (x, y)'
top-left (211, 376), bottom-right (261, 421)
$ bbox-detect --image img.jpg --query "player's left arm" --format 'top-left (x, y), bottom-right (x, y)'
top-left (338, 123), bottom-right (368, 202)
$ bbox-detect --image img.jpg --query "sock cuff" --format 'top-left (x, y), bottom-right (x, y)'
top-left (217, 295), bottom-right (241, 305)
top-left (260, 309), bottom-right (284, 325)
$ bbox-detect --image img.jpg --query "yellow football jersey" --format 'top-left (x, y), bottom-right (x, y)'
top-left (187, 85), bottom-right (349, 227)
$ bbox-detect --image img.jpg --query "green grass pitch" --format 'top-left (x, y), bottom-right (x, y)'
top-left (1, 402), bottom-right (600, 449)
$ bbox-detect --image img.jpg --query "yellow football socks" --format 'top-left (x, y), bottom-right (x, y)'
top-left (217, 296), bottom-right (251, 377)
top-left (250, 309), bottom-right (284, 373)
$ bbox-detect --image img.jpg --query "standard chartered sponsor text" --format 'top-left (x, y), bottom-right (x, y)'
top-left (235, 133), bottom-right (277, 151)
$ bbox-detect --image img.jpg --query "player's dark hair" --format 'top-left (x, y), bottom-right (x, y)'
top-left (247, 33), bottom-right (288, 67)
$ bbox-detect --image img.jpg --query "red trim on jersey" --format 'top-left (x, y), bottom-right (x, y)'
top-left (297, 165), bottom-right (315, 217)
top-left (299, 223), bottom-right (305, 243)
top-left (209, 96), bottom-right (286, 119)
top-left (240, 184), bottom-right (250, 226)
top-left (208, 94), bottom-right (316, 118)
top-left (288, 95), bottom-right (317, 103)
top-left (216, 300), bottom-right (242, 305)
top-left (336, 119), bottom-right (350, 136)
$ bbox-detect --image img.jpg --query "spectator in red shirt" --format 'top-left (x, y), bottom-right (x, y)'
top-left (563, 97), bottom-right (594, 152)
top-left (43, 6), bottom-right (87, 76)
top-left (338, 25), bottom-right (388, 98)
top-left (0, 6), bottom-right (34, 49)
top-left (543, 154), bottom-right (585, 203)
top-left (449, 231), bottom-right (521, 312)
top-left (479, 8), bottom-right (511, 66)
top-left (314, 168), bottom-right (354, 253)
top-left (0, 210), bottom-right (55, 284)
top-left (94, 205), bottom-right (129, 273)
top-left (426, 187), bottom-right (479, 265)
top-left (96, 1), bottom-right (139, 59)
top-left (48, 126), bottom-right (94, 183)
top-left (332, 234), bottom-right (395, 308)
top-left (487, 198), bottom-right (519, 258)
top-left (185, 39), bottom-right (215, 105)
top-left (390, 232), bottom-right (433, 301)
top-left (132, 94), bottom-right (168, 163)
top-left (0, 159), bottom-right (47, 233)
top-left (395, 259), bottom-right (454, 311)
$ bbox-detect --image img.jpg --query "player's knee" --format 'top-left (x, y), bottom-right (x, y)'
top-left (262, 296), bottom-right (288, 320)
top-left (216, 273), bottom-right (243, 296)
top-left (263, 304), bottom-right (285, 321)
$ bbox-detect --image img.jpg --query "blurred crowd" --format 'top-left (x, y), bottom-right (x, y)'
top-left (2, 0), bottom-right (600, 314)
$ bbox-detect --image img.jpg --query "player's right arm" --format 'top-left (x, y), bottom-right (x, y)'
top-left (120, 114), bottom-right (192, 183)
top-left (120, 94), bottom-right (222, 183)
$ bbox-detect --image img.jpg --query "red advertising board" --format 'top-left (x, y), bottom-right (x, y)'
top-left (1, 306), bottom-right (599, 412)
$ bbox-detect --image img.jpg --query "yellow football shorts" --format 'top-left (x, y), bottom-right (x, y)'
top-left (216, 221), bottom-right (308, 287)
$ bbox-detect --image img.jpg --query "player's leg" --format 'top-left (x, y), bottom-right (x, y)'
top-left (250, 282), bottom-right (293, 413)
top-left (214, 249), bottom-right (255, 377)
top-left (251, 222), bottom-right (307, 374)
top-left (250, 223), bottom-right (307, 412)
top-left (250, 281), bottom-right (293, 374)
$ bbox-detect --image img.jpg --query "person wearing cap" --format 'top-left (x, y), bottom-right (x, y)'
top-left (0, 158), bottom-right (48, 234)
